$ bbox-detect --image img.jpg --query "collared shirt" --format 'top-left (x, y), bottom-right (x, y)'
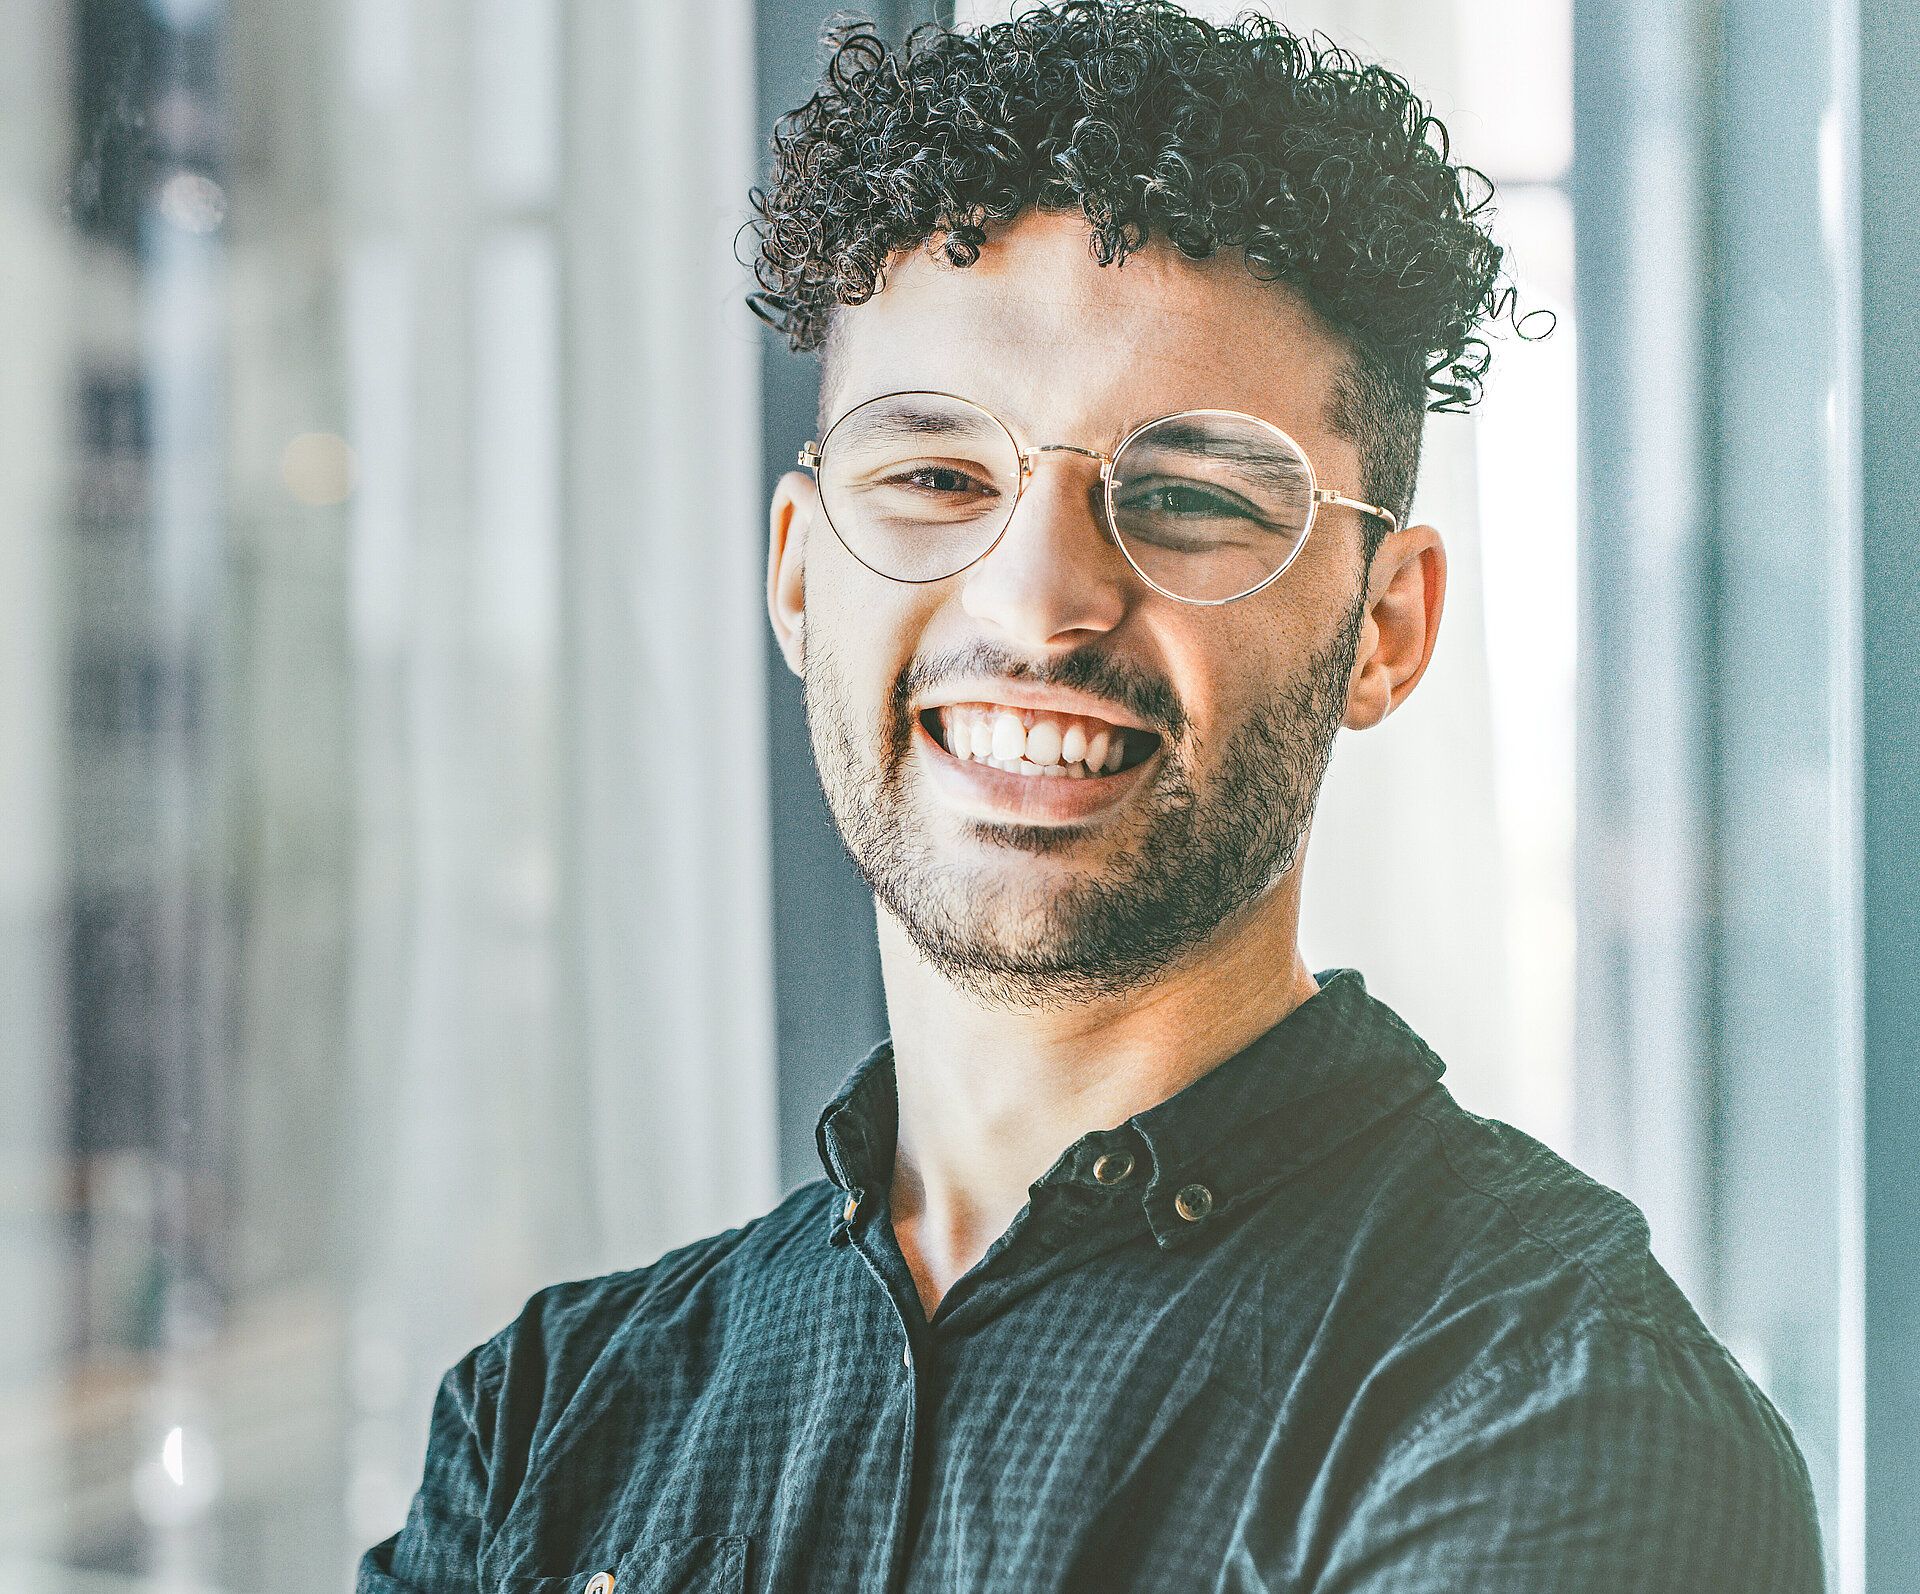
top-left (359, 971), bottom-right (1823, 1594)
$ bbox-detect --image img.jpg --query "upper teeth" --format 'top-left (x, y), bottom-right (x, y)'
top-left (938, 705), bottom-right (1133, 776)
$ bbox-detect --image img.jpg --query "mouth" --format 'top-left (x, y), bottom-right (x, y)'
top-left (918, 702), bottom-right (1163, 780)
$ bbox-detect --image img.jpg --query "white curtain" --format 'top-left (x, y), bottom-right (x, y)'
top-left (339, 0), bottom-right (776, 1547)
top-left (1298, 417), bottom-right (1515, 1121)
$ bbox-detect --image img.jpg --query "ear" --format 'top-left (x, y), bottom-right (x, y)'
top-left (1343, 523), bottom-right (1446, 730)
top-left (768, 470), bottom-right (816, 678)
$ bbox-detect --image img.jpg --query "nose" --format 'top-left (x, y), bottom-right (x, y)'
top-left (958, 455), bottom-right (1132, 647)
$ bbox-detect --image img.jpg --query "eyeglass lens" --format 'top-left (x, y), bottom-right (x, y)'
top-left (815, 393), bottom-right (1315, 602)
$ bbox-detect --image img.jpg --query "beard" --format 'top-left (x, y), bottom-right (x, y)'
top-left (804, 602), bottom-right (1364, 1009)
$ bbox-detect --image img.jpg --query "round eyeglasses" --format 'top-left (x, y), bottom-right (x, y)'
top-left (799, 391), bottom-right (1398, 606)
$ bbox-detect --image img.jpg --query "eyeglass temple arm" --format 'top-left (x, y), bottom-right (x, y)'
top-left (1313, 489), bottom-right (1399, 536)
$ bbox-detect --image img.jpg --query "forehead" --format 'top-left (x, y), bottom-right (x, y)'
top-left (825, 210), bottom-right (1354, 449)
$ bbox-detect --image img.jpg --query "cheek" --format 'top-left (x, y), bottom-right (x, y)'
top-left (1298, 514), bottom-right (1371, 615)
top-left (803, 545), bottom-right (942, 718)
top-left (806, 528), bottom-right (887, 647)
top-left (1255, 531), bottom-right (1368, 666)
top-left (1157, 598), bottom-right (1347, 753)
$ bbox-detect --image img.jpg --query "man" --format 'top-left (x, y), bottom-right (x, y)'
top-left (362, 4), bottom-right (1823, 1590)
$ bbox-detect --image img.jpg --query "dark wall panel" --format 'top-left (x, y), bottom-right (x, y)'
top-left (756, 1), bottom-right (952, 1189)
top-left (1861, 0), bottom-right (1920, 1578)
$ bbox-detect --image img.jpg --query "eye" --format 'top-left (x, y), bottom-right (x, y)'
top-left (889, 464), bottom-right (992, 496)
top-left (1119, 480), bottom-right (1259, 520)
top-left (1114, 475), bottom-right (1278, 527)
top-left (1110, 473), bottom-right (1305, 558)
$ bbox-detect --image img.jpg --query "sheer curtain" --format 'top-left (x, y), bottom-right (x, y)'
top-left (334, 0), bottom-right (779, 1561)
top-left (339, 0), bottom-right (776, 1545)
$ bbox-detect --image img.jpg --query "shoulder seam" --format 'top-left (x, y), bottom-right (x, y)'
top-left (1406, 1100), bottom-right (1684, 1342)
top-left (1382, 1308), bottom-right (1753, 1465)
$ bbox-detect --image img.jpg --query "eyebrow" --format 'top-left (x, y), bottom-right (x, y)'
top-left (1127, 421), bottom-right (1311, 491)
top-left (838, 402), bottom-right (1001, 439)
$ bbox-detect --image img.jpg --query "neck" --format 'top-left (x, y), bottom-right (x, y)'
top-left (879, 885), bottom-right (1319, 1317)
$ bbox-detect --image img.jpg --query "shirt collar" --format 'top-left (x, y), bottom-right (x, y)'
top-left (814, 970), bottom-right (1443, 1248)
top-left (814, 1040), bottom-right (897, 1243)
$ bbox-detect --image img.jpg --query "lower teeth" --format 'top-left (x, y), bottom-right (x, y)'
top-left (975, 756), bottom-right (1098, 776)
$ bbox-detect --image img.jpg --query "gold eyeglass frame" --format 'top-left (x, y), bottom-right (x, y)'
top-left (799, 390), bottom-right (1400, 607)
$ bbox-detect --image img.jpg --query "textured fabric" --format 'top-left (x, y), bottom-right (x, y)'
top-left (360, 971), bottom-right (1824, 1594)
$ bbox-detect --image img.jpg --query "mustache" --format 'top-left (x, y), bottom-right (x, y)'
top-left (893, 640), bottom-right (1188, 741)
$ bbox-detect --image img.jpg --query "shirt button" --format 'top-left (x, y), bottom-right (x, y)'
top-left (1092, 1150), bottom-right (1135, 1185)
top-left (1174, 1183), bottom-right (1214, 1222)
top-left (585, 1575), bottom-right (615, 1594)
top-left (903, 1343), bottom-right (912, 1369)
top-left (842, 1194), bottom-right (859, 1222)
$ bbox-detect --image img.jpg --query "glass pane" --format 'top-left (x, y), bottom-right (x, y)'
top-left (1109, 414), bottom-right (1313, 601)
top-left (2, 2), bottom-right (777, 1590)
top-left (820, 393), bottom-right (1020, 581)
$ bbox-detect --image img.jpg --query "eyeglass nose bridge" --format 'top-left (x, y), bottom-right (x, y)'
top-left (1015, 444), bottom-right (1117, 547)
top-left (1020, 441), bottom-right (1113, 479)
top-left (1010, 444), bottom-right (1121, 572)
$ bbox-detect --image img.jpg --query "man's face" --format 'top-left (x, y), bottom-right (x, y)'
top-left (774, 211), bottom-right (1376, 1007)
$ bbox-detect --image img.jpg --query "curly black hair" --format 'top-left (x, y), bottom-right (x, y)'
top-left (750, 0), bottom-right (1517, 535)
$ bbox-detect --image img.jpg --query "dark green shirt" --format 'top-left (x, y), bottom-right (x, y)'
top-left (361, 970), bottom-right (1823, 1593)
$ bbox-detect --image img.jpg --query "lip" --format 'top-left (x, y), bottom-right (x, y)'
top-left (912, 679), bottom-right (1157, 735)
top-left (912, 716), bottom-right (1160, 826)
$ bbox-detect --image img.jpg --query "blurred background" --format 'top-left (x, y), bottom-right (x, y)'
top-left (2, 0), bottom-right (1915, 1589)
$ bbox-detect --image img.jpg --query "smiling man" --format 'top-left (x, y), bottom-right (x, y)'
top-left (361, 5), bottom-right (1823, 1592)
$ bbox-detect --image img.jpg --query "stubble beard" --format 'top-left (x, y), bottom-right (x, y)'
top-left (804, 602), bottom-right (1365, 1010)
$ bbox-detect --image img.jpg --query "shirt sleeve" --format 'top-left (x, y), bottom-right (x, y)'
top-left (1304, 1326), bottom-right (1826, 1594)
top-left (356, 1349), bottom-right (497, 1594)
